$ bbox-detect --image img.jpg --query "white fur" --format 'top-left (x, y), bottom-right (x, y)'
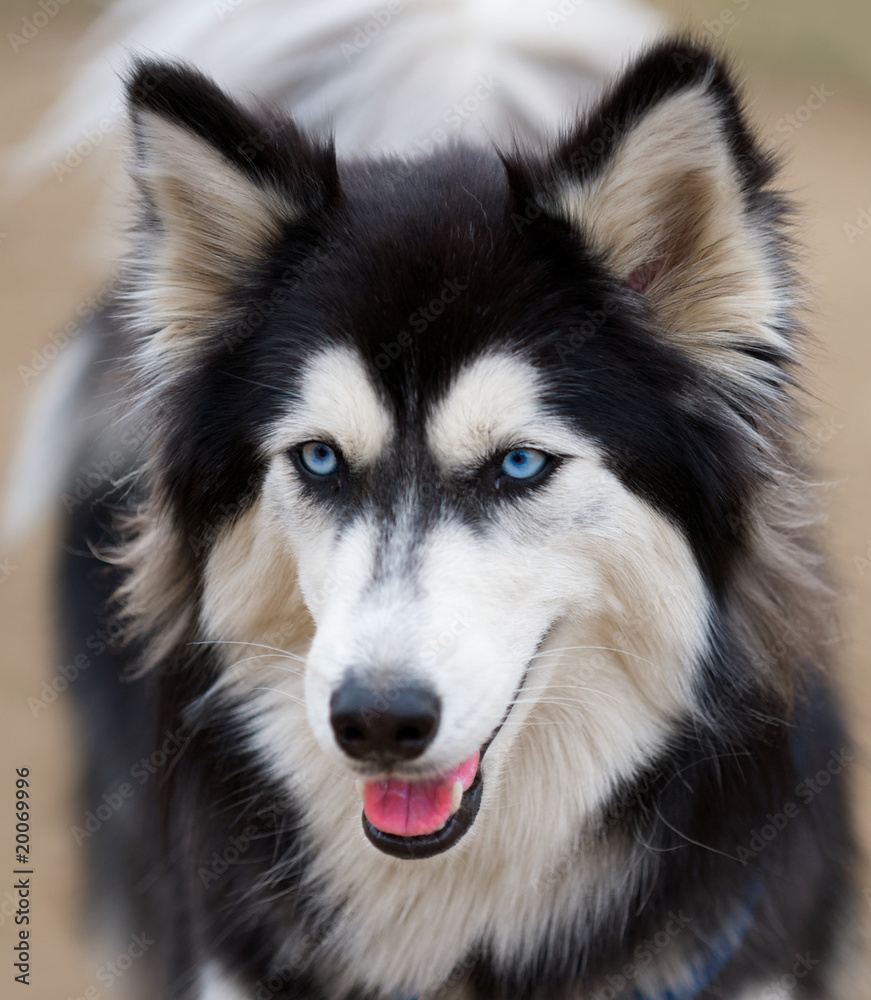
top-left (198, 347), bottom-right (712, 996)
top-left (426, 352), bottom-right (549, 468)
top-left (265, 346), bottom-right (394, 470)
top-left (7, 0), bottom-right (662, 185)
top-left (198, 962), bottom-right (245, 1000)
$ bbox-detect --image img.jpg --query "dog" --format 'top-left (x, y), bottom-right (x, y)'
top-left (30, 8), bottom-right (863, 999)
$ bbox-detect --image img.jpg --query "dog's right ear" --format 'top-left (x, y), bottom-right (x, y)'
top-left (126, 60), bottom-right (339, 352)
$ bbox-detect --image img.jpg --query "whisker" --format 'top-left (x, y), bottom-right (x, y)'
top-left (265, 662), bottom-right (305, 677)
top-left (520, 683), bottom-right (615, 692)
top-left (223, 654), bottom-right (304, 673)
top-left (530, 645), bottom-right (659, 669)
top-left (512, 698), bottom-right (600, 711)
top-left (515, 685), bottom-right (622, 705)
top-left (645, 801), bottom-right (744, 864)
top-left (189, 639), bottom-right (307, 661)
top-left (251, 686), bottom-right (306, 705)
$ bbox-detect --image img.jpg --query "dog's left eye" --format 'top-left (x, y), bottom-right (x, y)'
top-left (500, 449), bottom-right (548, 480)
top-left (298, 441), bottom-right (339, 476)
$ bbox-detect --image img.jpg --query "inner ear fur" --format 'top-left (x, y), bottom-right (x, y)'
top-left (507, 41), bottom-right (794, 381)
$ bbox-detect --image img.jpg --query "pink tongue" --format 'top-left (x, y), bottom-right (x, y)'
top-left (362, 752), bottom-right (480, 837)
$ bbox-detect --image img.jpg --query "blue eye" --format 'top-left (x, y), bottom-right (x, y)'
top-left (299, 442), bottom-right (338, 477)
top-left (500, 449), bottom-right (548, 480)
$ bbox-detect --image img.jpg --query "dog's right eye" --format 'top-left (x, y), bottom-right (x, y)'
top-left (297, 442), bottom-right (339, 477)
top-left (500, 449), bottom-right (548, 480)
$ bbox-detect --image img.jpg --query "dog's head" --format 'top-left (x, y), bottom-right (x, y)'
top-left (121, 42), bottom-right (809, 863)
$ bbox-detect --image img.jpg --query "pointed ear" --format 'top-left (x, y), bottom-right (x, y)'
top-left (508, 40), bottom-right (793, 381)
top-left (126, 60), bottom-right (339, 349)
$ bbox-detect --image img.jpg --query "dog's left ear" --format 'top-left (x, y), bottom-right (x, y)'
top-left (508, 40), bottom-right (792, 378)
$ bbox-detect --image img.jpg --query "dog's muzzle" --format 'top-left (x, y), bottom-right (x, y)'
top-left (329, 677), bottom-right (484, 859)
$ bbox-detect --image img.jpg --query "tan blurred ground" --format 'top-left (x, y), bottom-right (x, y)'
top-left (1, 1), bottom-right (869, 997)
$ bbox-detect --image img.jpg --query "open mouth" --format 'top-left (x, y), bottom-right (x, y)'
top-left (354, 658), bottom-right (533, 860)
top-left (359, 751), bottom-right (483, 860)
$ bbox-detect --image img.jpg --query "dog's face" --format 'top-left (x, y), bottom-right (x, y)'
top-left (264, 339), bottom-right (711, 856)
top-left (124, 47), bottom-right (791, 865)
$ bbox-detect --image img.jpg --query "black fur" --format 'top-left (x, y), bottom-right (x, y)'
top-left (128, 59), bottom-right (340, 211)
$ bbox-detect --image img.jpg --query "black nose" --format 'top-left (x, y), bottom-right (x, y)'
top-left (330, 679), bottom-right (441, 765)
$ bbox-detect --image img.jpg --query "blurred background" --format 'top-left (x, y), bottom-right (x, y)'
top-left (1, 0), bottom-right (869, 996)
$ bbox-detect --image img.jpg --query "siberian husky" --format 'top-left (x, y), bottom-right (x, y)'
top-left (13, 1), bottom-right (864, 997)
